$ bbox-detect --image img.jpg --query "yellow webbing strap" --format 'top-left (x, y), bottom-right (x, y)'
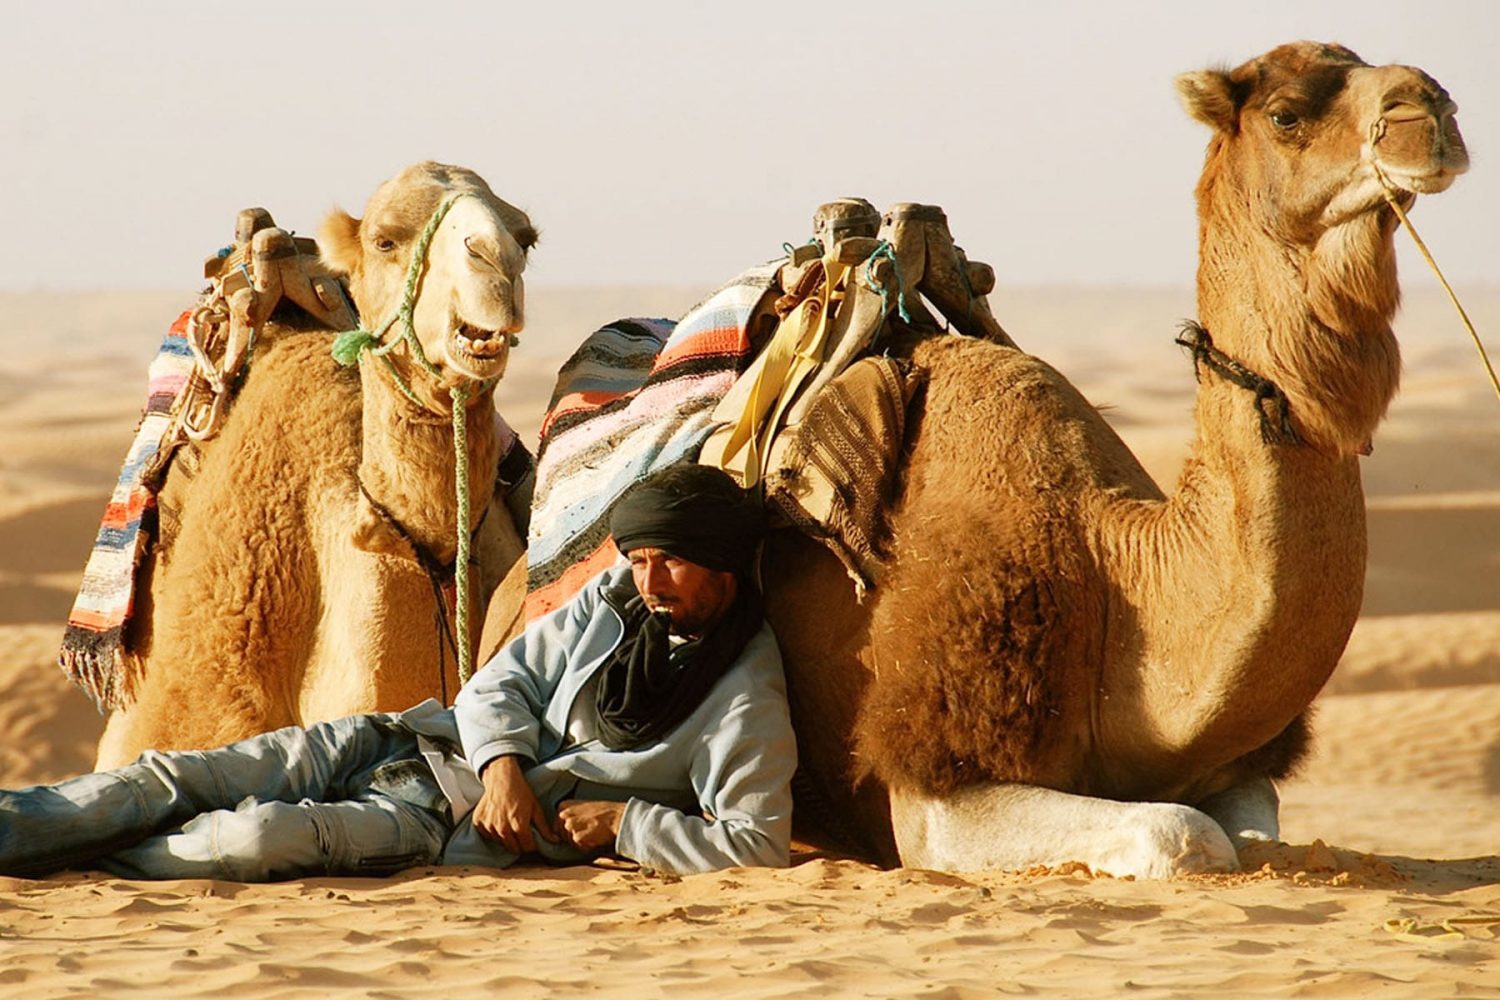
top-left (714, 256), bottom-right (852, 487)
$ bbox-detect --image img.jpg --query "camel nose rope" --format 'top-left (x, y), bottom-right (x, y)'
top-left (330, 194), bottom-right (493, 687)
top-left (1370, 119), bottom-right (1500, 407)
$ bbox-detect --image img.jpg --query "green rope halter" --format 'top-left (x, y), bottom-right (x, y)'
top-left (331, 193), bottom-right (481, 686)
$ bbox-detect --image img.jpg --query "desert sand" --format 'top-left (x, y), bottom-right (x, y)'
top-left (0, 284), bottom-right (1496, 997)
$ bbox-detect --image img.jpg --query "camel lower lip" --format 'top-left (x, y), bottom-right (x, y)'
top-left (448, 323), bottom-right (509, 376)
top-left (1374, 164), bottom-right (1463, 195)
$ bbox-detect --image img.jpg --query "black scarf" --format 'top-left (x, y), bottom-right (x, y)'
top-left (593, 573), bottom-right (765, 751)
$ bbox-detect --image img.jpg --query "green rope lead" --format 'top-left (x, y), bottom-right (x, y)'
top-left (450, 381), bottom-right (473, 684)
top-left (330, 193), bottom-right (483, 687)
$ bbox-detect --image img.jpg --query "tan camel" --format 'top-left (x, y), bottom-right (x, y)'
top-left (763, 43), bottom-right (1469, 877)
top-left (94, 162), bottom-right (537, 769)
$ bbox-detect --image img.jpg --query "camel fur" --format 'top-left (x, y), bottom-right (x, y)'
top-left (94, 162), bottom-right (537, 769)
top-left (762, 42), bottom-right (1468, 877)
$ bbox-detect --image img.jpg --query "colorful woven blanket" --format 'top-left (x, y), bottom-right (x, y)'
top-left (525, 264), bottom-right (778, 618)
top-left (60, 311), bottom-right (195, 708)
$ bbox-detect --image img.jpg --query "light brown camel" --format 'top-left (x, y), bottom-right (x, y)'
top-left (761, 42), bottom-right (1469, 876)
top-left (94, 162), bottom-right (537, 769)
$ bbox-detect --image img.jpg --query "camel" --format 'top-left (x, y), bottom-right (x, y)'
top-left (93, 162), bottom-right (537, 769)
top-left (755, 42), bottom-right (1469, 877)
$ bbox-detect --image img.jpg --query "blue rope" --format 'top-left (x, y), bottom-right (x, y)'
top-left (862, 240), bottom-right (911, 323)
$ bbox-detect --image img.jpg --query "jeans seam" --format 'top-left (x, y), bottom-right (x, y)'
top-left (194, 750), bottom-right (234, 807)
top-left (208, 811), bottom-right (238, 881)
top-left (119, 771), bottom-right (152, 823)
top-left (305, 804), bottom-right (339, 874)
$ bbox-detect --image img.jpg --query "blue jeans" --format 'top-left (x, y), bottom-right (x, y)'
top-left (0, 714), bottom-right (451, 881)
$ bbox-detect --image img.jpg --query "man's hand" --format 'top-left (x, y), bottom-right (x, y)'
top-left (556, 800), bottom-right (626, 853)
top-left (471, 756), bottom-right (558, 854)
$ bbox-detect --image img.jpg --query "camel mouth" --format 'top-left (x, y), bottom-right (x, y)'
top-left (1374, 162), bottom-right (1464, 196)
top-left (446, 318), bottom-right (510, 379)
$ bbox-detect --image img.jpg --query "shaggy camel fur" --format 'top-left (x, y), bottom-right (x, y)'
top-left (763, 43), bottom-right (1469, 877)
top-left (94, 162), bottom-right (537, 769)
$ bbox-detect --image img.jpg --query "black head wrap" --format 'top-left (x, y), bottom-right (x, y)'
top-left (594, 465), bottom-right (766, 750)
top-left (608, 465), bottom-right (764, 575)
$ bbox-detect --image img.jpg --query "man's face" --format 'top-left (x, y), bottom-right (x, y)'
top-left (624, 547), bottom-right (738, 636)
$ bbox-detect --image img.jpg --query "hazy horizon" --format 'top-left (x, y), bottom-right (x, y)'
top-left (2, 1), bottom-right (1496, 300)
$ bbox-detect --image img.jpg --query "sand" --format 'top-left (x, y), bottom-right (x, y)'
top-left (0, 286), bottom-right (1497, 998)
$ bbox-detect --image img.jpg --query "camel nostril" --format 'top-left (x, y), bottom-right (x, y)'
top-left (1380, 98), bottom-right (1432, 124)
top-left (464, 236), bottom-right (484, 260)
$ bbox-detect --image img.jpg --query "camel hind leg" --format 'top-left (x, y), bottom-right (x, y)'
top-left (890, 782), bottom-right (1239, 879)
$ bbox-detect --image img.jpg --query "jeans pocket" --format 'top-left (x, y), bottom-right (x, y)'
top-left (339, 801), bottom-right (447, 875)
top-left (368, 758), bottom-right (449, 816)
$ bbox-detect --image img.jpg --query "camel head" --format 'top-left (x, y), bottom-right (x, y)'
top-left (319, 161), bottom-right (538, 388)
top-left (1177, 42), bottom-right (1467, 241)
top-left (1175, 43), bottom-right (1468, 454)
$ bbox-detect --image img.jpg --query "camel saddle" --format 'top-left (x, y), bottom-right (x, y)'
top-left (164, 208), bottom-right (356, 454)
top-left (700, 199), bottom-right (1012, 590)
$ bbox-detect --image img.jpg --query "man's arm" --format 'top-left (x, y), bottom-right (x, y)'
top-left (453, 581), bottom-right (605, 773)
top-left (614, 633), bottom-right (797, 873)
top-left (454, 577), bottom-right (610, 851)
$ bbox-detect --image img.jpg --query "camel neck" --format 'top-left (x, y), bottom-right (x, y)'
top-left (1193, 194), bottom-right (1402, 458)
top-left (357, 355), bottom-right (501, 565)
top-left (1098, 200), bottom-right (1406, 781)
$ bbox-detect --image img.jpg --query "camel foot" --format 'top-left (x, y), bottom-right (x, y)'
top-left (890, 782), bottom-right (1239, 880)
top-left (1195, 776), bottom-right (1281, 852)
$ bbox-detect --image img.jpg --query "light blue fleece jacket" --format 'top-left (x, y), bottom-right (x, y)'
top-left (400, 566), bottom-right (795, 875)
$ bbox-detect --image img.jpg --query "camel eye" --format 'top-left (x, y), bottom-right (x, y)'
top-left (373, 236), bottom-right (397, 253)
top-left (1270, 110), bottom-right (1300, 130)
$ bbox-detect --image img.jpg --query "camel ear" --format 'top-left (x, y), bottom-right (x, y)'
top-left (318, 208), bottom-right (362, 277)
top-left (1175, 70), bottom-right (1238, 131)
top-left (512, 224), bottom-right (539, 253)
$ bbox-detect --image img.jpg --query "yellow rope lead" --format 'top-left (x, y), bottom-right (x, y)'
top-left (1373, 164), bottom-right (1500, 406)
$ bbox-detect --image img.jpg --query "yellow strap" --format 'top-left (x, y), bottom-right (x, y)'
top-left (758, 260), bottom-right (851, 467)
top-left (715, 256), bottom-right (850, 486)
top-left (714, 298), bottom-right (817, 484)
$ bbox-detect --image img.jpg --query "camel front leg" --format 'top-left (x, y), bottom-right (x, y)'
top-left (890, 782), bottom-right (1238, 879)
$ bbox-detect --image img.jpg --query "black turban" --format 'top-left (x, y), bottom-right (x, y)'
top-left (608, 465), bottom-right (764, 575)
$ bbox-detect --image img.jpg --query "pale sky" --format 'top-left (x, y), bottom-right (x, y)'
top-left (1, 0), bottom-right (1495, 292)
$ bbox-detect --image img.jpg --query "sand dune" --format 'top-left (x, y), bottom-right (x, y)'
top-left (0, 286), bottom-right (1496, 997)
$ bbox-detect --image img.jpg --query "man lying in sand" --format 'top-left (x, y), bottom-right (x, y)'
top-left (0, 466), bottom-right (795, 880)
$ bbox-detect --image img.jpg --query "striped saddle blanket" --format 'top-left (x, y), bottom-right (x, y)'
top-left (59, 310), bottom-right (196, 708)
top-left (524, 263), bottom-right (779, 618)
